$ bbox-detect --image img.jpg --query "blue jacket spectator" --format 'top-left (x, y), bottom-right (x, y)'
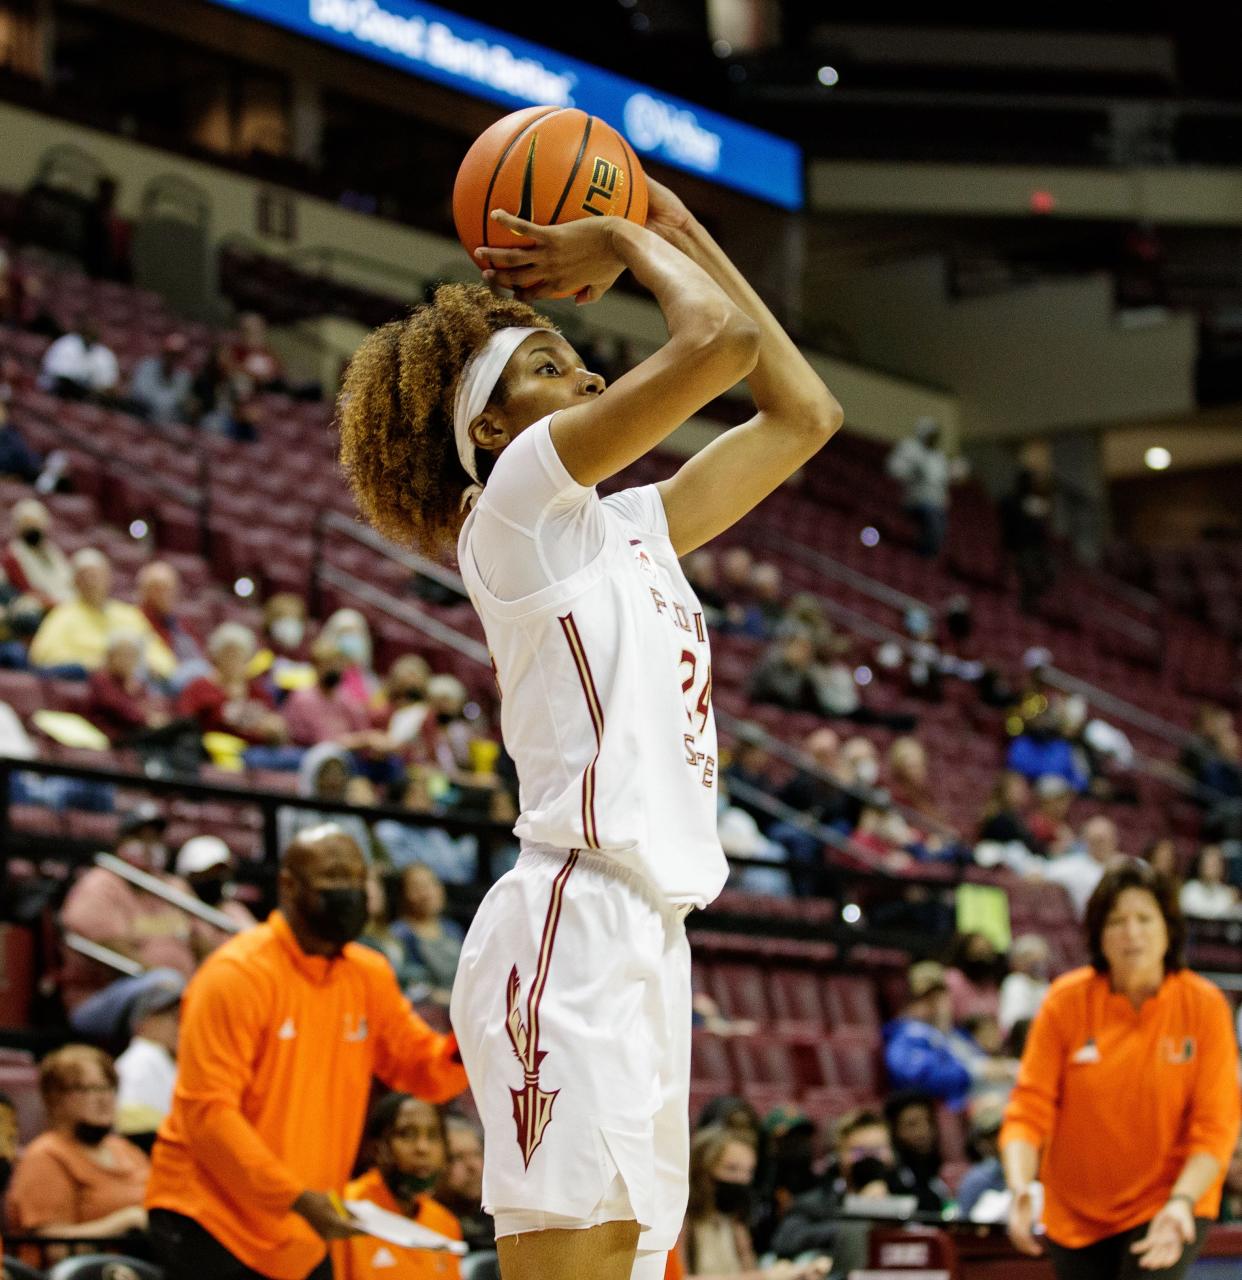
top-left (883, 961), bottom-right (976, 1110)
top-left (1006, 729), bottom-right (1088, 792)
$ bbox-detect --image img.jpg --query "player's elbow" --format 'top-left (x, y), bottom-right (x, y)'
top-left (691, 307), bottom-right (760, 383)
top-left (798, 390), bottom-right (844, 441)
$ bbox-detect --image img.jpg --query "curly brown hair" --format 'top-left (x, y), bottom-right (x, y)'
top-left (337, 282), bottom-right (557, 553)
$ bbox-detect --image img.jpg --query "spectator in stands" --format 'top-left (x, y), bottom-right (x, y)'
top-left (229, 311), bottom-right (286, 392)
top-left (192, 342), bottom-right (255, 441)
top-left (278, 742), bottom-right (386, 862)
top-left (392, 864), bottom-right (463, 1006)
top-left (378, 654), bottom-right (433, 751)
top-left (4, 1045), bottom-right (149, 1246)
top-left (333, 1092), bottom-right (463, 1280)
top-left (682, 549), bottom-right (726, 621)
top-left (38, 317), bottom-right (120, 401)
top-left (1026, 775), bottom-right (1075, 856)
top-left (1181, 705), bottom-right (1242, 814)
top-left (1044, 814), bottom-right (1122, 917)
top-left (884, 962), bottom-right (1013, 1110)
top-left (423, 674), bottom-right (478, 779)
top-left (319, 608), bottom-right (381, 711)
top-left (2, 498), bottom-right (73, 608)
top-left (0, 401), bottom-right (49, 485)
top-left (1004, 860), bottom-right (1240, 1275)
top-left (886, 417), bottom-right (957, 558)
top-left (59, 805), bottom-right (198, 1008)
top-left (749, 629), bottom-right (821, 715)
top-left (375, 768), bottom-right (478, 884)
top-left (283, 633), bottom-right (378, 748)
top-left (114, 973), bottom-right (183, 1142)
top-left (1000, 469), bottom-right (1054, 614)
top-left (886, 737), bottom-right (947, 824)
top-left (251, 592), bottom-right (316, 705)
top-left (956, 1099), bottom-right (1008, 1221)
top-left (175, 622), bottom-right (286, 745)
top-left (358, 868), bottom-right (415, 982)
top-left (129, 333), bottom-right (194, 425)
top-left (722, 723), bottom-right (779, 831)
top-left (945, 931), bottom-right (1002, 1023)
top-left (998, 935), bottom-right (1050, 1035)
top-left (978, 772), bottom-right (1042, 853)
top-left (776, 728), bottom-right (850, 828)
top-left (1180, 844), bottom-right (1241, 920)
top-left (28, 548), bottom-right (176, 679)
top-left (137, 560), bottom-right (203, 669)
top-left (1006, 708), bottom-right (1089, 793)
top-left (174, 835), bottom-right (257, 950)
top-left (883, 1091), bottom-right (951, 1214)
top-left (438, 1117), bottom-right (493, 1254)
top-left (682, 1125), bottom-right (829, 1279)
top-left (87, 630), bottom-right (172, 744)
top-left (719, 546), bottom-right (755, 602)
top-left (750, 562), bottom-right (786, 638)
top-left (145, 826), bottom-right (467, 1280)
top-left (1144, 836), bottom-right (1181, 883)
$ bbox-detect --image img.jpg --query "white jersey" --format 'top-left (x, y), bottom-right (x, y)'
top-left (458, 415), bottom-right (726, 907)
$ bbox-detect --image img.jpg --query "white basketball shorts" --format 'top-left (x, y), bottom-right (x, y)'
top-left (449, 846), bottom-right (692, 1253)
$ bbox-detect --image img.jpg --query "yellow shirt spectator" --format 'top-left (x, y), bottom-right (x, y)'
top-left (28, 548), bottom-right (176, 678)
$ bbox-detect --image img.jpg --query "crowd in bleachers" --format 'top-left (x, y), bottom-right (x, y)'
top-left (0, 182), bottom-right (1241, 1278)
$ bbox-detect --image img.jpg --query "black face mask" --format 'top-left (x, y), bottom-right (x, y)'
top-left (300, 885), bottom-right (367, 947)
top-left (846, 1155), bottom-right (893, 1194)
top-left (712, 1179), bottom-right (754, 1220)
top-left (193, 878), bottom-right (227, 907)
top-left (74, 1121), bottom-right (112, 1147)
top-left (436, 710), bottom-right (456, 726)
top-left (0, 1157), bottom-right (11, 1195)
top-left (381, 1167), bottom-right (440, 1203)
top-left (960, 958), bottom-right (997, 983)
top-left (20, 528), bottom-right (43, 547)
top-left (320, 669), bottom-right (343, 691)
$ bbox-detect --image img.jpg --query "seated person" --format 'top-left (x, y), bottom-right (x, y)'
top-left (114, 975), bottom-right (183, 1144)
top-left (87, 631), bottom-right (172, 744)
top-left (59, 806), bottom-right (197, 1009)
top-left (283, 634), bottom-right (379, 748)
top-left (2, 498), bottom-right (74, 609)
top-left (38, 318), bottom-right (120, 401)
top-left (176, 622), bottom-right (286, 744)
top-left (129, 333), bottom-right (193, 425)
top-left (374, 768), bottom-right (478, 884)
top-left (883, 1090), bottom-right (951, 1214)
top-left (137, 561), bottom-right (203, 669)
top-left (4, 1045), bottom-right (148, 1247)
top-left (276, 742), bottom-right (386, 861)
top-left (251, 592), bottom-right (316, 704)
top-left (391, 865), bottom-right (463, 1006)
top-left (437, 1118), bottom-right (493, 1254)
top-left (29, 548), bottom-right (175, 679)
top-left (175, 835), bottom-right (258, 952)
top-left (332, 1093), bottom-right (463, 1280)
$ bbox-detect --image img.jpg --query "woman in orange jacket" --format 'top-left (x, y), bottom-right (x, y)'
top-left (1002, 860), bottom-right (1240, 1278)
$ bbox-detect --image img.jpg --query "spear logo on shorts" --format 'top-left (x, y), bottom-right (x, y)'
top-left (503, 851), bottom-right (579, 1168)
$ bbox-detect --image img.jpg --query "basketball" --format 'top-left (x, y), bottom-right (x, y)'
top-left (452, 105), bottom-right (649, 263)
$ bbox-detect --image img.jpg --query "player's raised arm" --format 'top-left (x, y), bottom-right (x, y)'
top-left (477, 210), bottom-right (760, 488)
top-left (645, 180), bottom-right (844, 554)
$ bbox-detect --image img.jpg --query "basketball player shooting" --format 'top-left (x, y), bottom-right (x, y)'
top-left (337, 178), bottom-right (842, 1280)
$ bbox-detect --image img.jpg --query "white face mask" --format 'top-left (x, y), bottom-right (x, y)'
top-left (270, 616), bottom-right (304, 649)
top-left (854, 758), bottom-right (880, 787)
top-left (336, 632), bottom-right (367, 663)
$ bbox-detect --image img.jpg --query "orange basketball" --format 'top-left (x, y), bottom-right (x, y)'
top-left (453, 105), bottom-right (648, 273)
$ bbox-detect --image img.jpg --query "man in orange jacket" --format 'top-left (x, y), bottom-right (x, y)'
top-left (146, 825), bottom-right (468, 1279)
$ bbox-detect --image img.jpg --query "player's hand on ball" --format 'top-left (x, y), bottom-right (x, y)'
top-left (643, 177), bottom-right (695, 244)
top-left (292, 1189), bottom-right (363, 1241)
top-left (476, 210), bottom-right (625, 304)
top-left (1130, 1199), bottom-right (1195, 1271)
top-left (1006, 1186), bottom-right (1043, 1256)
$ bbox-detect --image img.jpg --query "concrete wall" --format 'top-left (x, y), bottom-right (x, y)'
top-left (810, 159), bottom-right (1242, 227)
top-left (0, 100), bottom-right (960, 444)
top-left (825, 254), bottom-right (1196, 439)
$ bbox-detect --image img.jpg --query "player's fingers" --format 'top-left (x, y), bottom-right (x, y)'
top-left (474, 245), bottom-right (539, 268)
top-left (490, 209), bottom-right (544, 240)
top-left (483, 265), bottom-right (542, 289)
top-left (513, 281), bottom-right (557, 303)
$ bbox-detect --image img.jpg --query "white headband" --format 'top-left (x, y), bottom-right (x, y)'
top-left (452, 326), bottom-right (544, 486)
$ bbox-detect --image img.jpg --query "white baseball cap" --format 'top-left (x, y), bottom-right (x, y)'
top-left (176, 835), bottom-right (232, 878)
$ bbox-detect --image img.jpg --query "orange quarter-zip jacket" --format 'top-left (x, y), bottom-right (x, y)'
top-left (146, 912), bottom-right (467, 1279)
top-left (1001, 967), bottom-right (1240, 1248)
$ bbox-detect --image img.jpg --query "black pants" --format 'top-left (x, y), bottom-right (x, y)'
top-left (1046, 1218), bottom-right (1210, 1280)
top-left (148, 1209), bottom-right (333, 1280)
